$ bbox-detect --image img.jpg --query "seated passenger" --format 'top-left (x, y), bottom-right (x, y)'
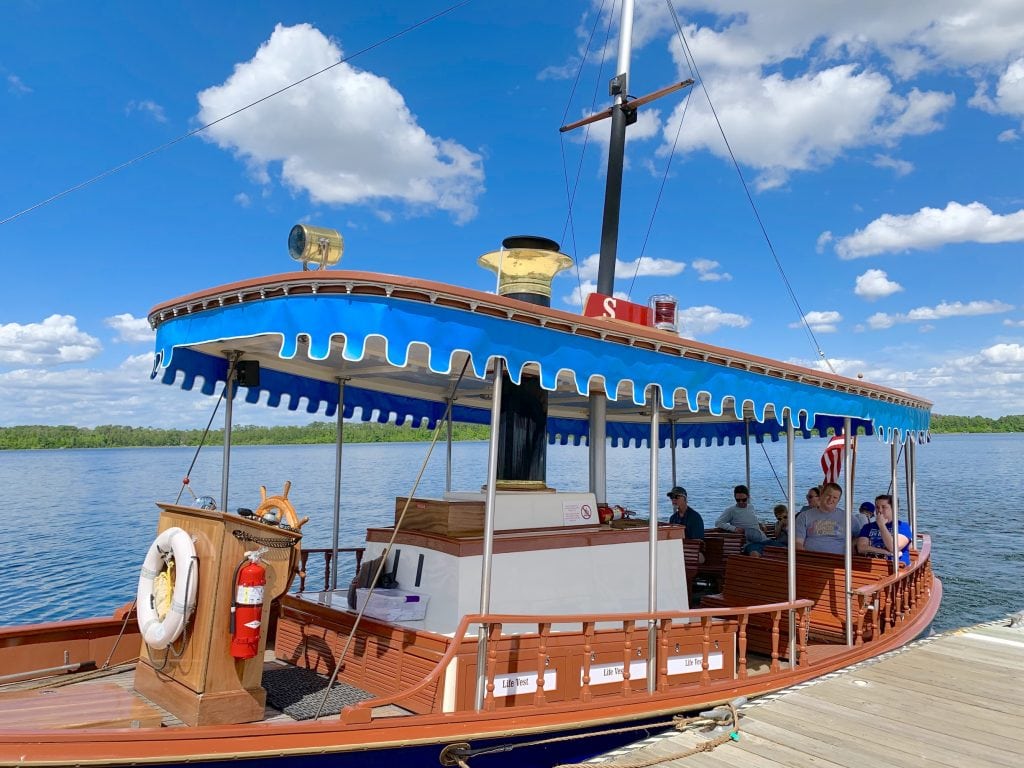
top-left (715, 484), bottom-right (767, 543)
top-left (744, 504), bottom-right (789, 557)
top-left (857, 494), bottom-right (912, 565)
top-left (855, 500), bottom-right (874, 532)
top-left (795, 482), bottom-right (852, 553)
top-left (799, 486), bottom-right (820, 513)
top-left (666, 486), bottom-right (704, 540)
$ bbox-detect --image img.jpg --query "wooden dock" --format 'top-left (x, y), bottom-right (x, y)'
top-left (584, 618), bottom-right (1024, 768)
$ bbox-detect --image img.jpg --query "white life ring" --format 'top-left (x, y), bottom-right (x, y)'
top-left (136, 527), bottom-right (198, 650)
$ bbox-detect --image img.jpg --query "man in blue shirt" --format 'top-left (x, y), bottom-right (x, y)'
top-left (667, 486), bottom-right (704, 540)
top-left (857, 493), bottom-right (912, 565)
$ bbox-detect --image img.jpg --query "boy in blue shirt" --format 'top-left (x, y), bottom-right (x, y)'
top-left (856, 493), bottom-right (912, 565)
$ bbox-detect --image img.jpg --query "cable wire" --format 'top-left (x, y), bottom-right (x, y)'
top-left (664, 0), bottom-right (835, 373)
top-left (1, 0), bottom-right (474, 227)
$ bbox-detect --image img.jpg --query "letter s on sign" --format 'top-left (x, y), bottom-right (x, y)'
top-left (603, 296), bottom-right (617, 317)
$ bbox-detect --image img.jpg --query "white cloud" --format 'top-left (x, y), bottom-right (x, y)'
top-left (234, 192), bottom-right (252, 207)
top-left (196, 23), bottom-right (484, 223)
top-left (676, 305), bottom-right (750, 338)
top-left (105, 314), bottom-right (153, 343)
top-left (1003, 318), bottom-right (1024, 327)
top-left (691, 259), bottom-right (732, 282)
top-left (126, 99), bottom-right (167, 123)
top-left (662, 66), bottom-right (952, 190)
top-left (790, 310), bottom-right (842, 333)
top-left (835, 201), bottom-right (1024, 258)
top-left (867, 299), bottom-right (1013, 329)
top-left (574, 252), bottom-right (685, 281)
top-left (969, 57), bottom-right (1024, 118)
top-left (561, 279), bottom-right (630, 308)
top-left (7, 74), bottom-right (30, 95)
top-left (870, 154), bottom-right (913, 176)
top-left (0, 315), bottom-right (102, 366)
top-left (980, 343), bottom-right (1024, 364)
top-left (815, 231), bottom-right (833, 254)
top-left (854, 268), bottom-right (903, 301)
top-left (998, 128), bottom-right (1020, 142)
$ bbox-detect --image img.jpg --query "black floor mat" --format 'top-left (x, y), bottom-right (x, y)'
top-left (263, 665), bottom-right (374, 720)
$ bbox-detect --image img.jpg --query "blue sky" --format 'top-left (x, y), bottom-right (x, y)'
top-left (1, 0), bottom-right (1023, 427)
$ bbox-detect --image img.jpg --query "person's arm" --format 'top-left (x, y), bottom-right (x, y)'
top-left (715, 508), bottom-right (735, 531)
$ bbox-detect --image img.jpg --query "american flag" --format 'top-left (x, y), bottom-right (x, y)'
top-left (820, 433), bottom-right (847, 483)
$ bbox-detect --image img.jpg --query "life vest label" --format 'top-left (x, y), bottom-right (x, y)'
top-left (492, 670), bottom-right (558, 697)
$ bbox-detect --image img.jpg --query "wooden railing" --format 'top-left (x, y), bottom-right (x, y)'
top-left (339, 599), bottom-right (813, 724)
top-left (853, 534), bottom-right (933, 645)
top-left (293, 547), bottom-right (365, 593)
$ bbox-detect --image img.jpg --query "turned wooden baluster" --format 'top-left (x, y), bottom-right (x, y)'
top-left (581, 621), bottom-right (595, 703)
top-left (483, 623), bottom-right (502, 712)
top-left (737, 613), bottom-right (748, 679)
top-left (321, 551), bottom-right (334, 592)
top-left (621, 619), bottom-right (635, 697)
top-left (298, 550), bottom-right (311, 592)
top-left (853, 593), bottom-right (866, 646)
top-left (798, 606), bottom-right (810, 665)
top-left (769, 610), bottom-right (782, 672)
top-left (658, 618), bottom-right (671, 692)
top-left (534, 622), bottom-right (550, 706)
top-left (700, 616), bottom-right (712, 685)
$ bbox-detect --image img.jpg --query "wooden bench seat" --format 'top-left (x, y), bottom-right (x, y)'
top-left (0, 682), bottom-right (164, 729)
top-left (699, 551), bottom-right (891, 656)
top-left (682, 539), bottom-right (704, 598)
top-left (695, 530), bottom-right (745, 591)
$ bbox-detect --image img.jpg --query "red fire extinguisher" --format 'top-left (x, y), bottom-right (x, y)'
top-left (230, 550), bottom-right (266, 660)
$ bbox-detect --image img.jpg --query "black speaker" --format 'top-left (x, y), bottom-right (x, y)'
top-left (236, 360), bottom-right (260, 387)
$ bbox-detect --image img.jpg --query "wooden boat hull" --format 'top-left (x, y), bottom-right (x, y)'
top-left (0, 575), bottom-right (942, 767)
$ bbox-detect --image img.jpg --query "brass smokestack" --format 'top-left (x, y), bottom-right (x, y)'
top-left (478, 236), bottom-right (573, 307)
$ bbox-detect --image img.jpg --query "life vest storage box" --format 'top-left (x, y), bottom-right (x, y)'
top-left (355, 588), bottom-right (429, 622)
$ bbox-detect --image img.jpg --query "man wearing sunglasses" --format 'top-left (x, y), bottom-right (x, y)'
top-left (715, 484), bottom-right (767, 543)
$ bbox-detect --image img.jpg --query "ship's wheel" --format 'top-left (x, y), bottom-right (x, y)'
top-left (254, 480), bottom-right (308, 531)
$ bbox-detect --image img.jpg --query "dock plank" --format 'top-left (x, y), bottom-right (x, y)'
top-left (588, 622), bottom-right (1024, 768)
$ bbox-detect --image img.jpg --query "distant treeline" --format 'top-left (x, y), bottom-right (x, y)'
top-left (0, 422), bottom-right (491, 450)
top-left (0, 414), bottom-right (1020, 450)
top-left (927, 414), bottom-right (1024, 433)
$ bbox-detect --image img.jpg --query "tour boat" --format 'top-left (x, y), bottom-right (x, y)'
top-left (0, 4), bottom-right (939, 766)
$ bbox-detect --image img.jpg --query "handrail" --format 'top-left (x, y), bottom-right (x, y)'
top-left (339, 598), bottom-right (814, 724)
top-left (852, 534), bottom-right (932, 644)
top-left (294, 547), bottom-right (365, 593)
top-left (853, 534), bottom-right (931, 597)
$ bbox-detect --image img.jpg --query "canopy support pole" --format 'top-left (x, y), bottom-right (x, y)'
top-left (647, 387), bottom-right (660, 695)
top-left (913, 436), bottom-right (921, 544)
top-left (843, 418), bottom-right (853, 646)
top-left (330, 378), bottom-right (347, 590)
top-left (786, 415), bottom-right (797, 665)
top-left (219, 352), bottom-right (241, 514)
top-left (744, 418), bottom-right (751, 492)
top-left (589, 398), bottom-right (607, 503)
top-left (891, 432), bottom-right (901, 568)
top-left (475, 360), bottom-right (504, 711)
top-left (669, 419), bottom-right (677, 487)
top-left (445, 398), bottom-right (454, 494)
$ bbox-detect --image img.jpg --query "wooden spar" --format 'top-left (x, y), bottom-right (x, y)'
top-left (559, 79), bottom-right (695, 133)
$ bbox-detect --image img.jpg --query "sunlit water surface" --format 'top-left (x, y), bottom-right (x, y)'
top-left (2, 433), bottom-right (1019, 632)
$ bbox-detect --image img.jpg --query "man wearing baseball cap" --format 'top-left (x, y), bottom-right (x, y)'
top-left (666, 486), bottom-right (704, 540)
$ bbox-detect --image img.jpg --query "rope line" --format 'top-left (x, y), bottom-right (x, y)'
top-left (662, 0), bottom-right (834, 373)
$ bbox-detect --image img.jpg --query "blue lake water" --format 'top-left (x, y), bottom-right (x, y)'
top-left (1, 433), bottom-right (1020, 631)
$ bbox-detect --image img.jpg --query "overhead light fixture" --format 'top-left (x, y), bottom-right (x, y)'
top-left (288, 224), bottom-right (343, 270)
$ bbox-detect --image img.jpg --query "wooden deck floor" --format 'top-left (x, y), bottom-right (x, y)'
top-left (586, 618), bottom-right (1024, 768)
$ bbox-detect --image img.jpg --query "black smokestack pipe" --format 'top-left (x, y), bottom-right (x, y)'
top-left (478, 236), bottom-right (572, 486)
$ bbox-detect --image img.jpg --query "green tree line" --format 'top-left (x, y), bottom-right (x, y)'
top-left (0, 422), bottom-right (491, 450)
top-left (927, 413), bottom-right (1024, 433)
top-left (1, 414), bottom-right (1020, 450)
